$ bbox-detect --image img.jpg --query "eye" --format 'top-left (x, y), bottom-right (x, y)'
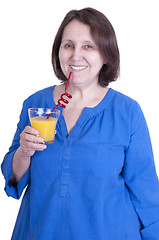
top-left (64, 44), bottom-right (74, 49)
top-left (85, 45), bottom-right (93, 49)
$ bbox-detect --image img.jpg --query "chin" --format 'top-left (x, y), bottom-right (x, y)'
top-left (71, 75), bottom-right (86, 84)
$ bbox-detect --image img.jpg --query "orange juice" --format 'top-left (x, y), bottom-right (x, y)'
top-left (30, 116), bottom-right (57, 144)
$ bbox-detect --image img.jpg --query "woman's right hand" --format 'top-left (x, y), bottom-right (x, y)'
top-left (20, 126), bottom-right (46, 157)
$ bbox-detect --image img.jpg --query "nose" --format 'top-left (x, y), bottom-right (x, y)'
top-left (71, 47), bottom-right (83, 61)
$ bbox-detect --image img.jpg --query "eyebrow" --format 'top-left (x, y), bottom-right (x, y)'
top-left (61, 39), bottom-right (96, 45)
top-left (61, 39), bottom-right (73, 43)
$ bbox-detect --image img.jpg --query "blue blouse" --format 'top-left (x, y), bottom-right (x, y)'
top-left (1, 86), bottom-right (159, 240)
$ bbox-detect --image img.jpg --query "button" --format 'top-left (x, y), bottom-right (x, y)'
top-left (59, 143), bottom-right (72, 197)
top-left (61, 173), bottom-right (68, 184)
top-left (60, 185), bottom-right (68, 197)
top-left (62, 148), bottom-right (70, 160)
top-left (62, 160), bottom-right (69, 169)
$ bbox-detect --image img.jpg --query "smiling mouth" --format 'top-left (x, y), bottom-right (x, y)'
top-left (70, 65), bottom-right (88, 71)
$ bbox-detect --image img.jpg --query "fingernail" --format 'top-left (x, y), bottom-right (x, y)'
top-left (40, 145), bottom-right (46, 151)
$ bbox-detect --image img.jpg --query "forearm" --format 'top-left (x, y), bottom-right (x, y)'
top-left (9, 146), bottom-right (31, 185)
top-left (9, 126), bottom-right (46, 186)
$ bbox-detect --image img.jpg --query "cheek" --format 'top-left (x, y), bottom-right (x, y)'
top-left (58, 47), bottom-right (64, 64)
top-left (88, 52), bottom-right (104, 65)
top-left (90, 56), bottom-right (105, 71)
top-left (96, 55), bottom-right (105, 70)
top-left (59, 48), bottom-right (70, 64)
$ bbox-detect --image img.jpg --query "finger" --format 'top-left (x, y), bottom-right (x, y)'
top-left (25, 141), bottom-right (47, 151)
top-left (24, 126), bottom-right (39, 136)
top-left (21, 126), bottom-right (44, 144)
top-left (20, 140), bottom-right (46, 152)
top-left (23, 133), bottom-right (44, 144)
top-left (20, 126), bottom-right (47, 152)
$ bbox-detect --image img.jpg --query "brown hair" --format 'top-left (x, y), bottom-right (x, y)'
top-left (52, 7), bottom-right (120, 87)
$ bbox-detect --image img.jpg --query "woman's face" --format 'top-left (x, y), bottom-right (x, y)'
top-left (59, 19), bottom-right (105, 87)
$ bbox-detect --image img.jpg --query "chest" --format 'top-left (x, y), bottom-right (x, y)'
top-left (31, 115), bottom-right (127, 190)
top-left (62, 106), bottom-right (84, 135)
top-left (31, 105), bottom-right (131, 197)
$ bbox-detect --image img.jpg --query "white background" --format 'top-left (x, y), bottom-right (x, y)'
top-left (0, 0), bottom-right (159, 239)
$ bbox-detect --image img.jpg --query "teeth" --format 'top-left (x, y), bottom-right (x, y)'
top-left (70, 65), bottom-right (87, 71)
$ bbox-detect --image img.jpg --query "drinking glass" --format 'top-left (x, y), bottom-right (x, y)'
top-left (28, 108), bottom-right (60, 144)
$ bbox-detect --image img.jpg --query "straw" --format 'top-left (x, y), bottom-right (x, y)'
top-left (46, 72), bottom-right (72, 119)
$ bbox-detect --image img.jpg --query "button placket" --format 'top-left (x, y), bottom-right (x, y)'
top-left (60, 142), bottom-right (71, 197)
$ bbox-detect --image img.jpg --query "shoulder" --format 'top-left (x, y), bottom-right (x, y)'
top-left (110, 88), bottom-right (140, 112)
top-left (14, 86), bottom-right (55, 132)
top-left (111, 88), bottom-right (136, 104)
top-left (109, 88), bottom-right (143, 123)
top-left (27, 86), bottom-right (54, 101)
top-left (108, 89), bottom-right (147, 138)
top-left (23, 86), bottom-right (54, 108)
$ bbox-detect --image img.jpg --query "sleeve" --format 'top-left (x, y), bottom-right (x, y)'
top-left (1, 99), bottom-right (30, 199)
top-left (122, 101), bottom-right (159, 240)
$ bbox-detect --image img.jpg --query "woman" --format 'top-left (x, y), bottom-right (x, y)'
top-left (1, 7), bottom-right (159, 240)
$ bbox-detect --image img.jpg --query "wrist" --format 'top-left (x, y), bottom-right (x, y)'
top-left (19, 146), bottom-right (34, 158)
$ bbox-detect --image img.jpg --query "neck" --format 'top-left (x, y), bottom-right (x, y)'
top-left (65, 81), bottom-right (108, 108)
top-left (67, 80), bottom-right (101, 98)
